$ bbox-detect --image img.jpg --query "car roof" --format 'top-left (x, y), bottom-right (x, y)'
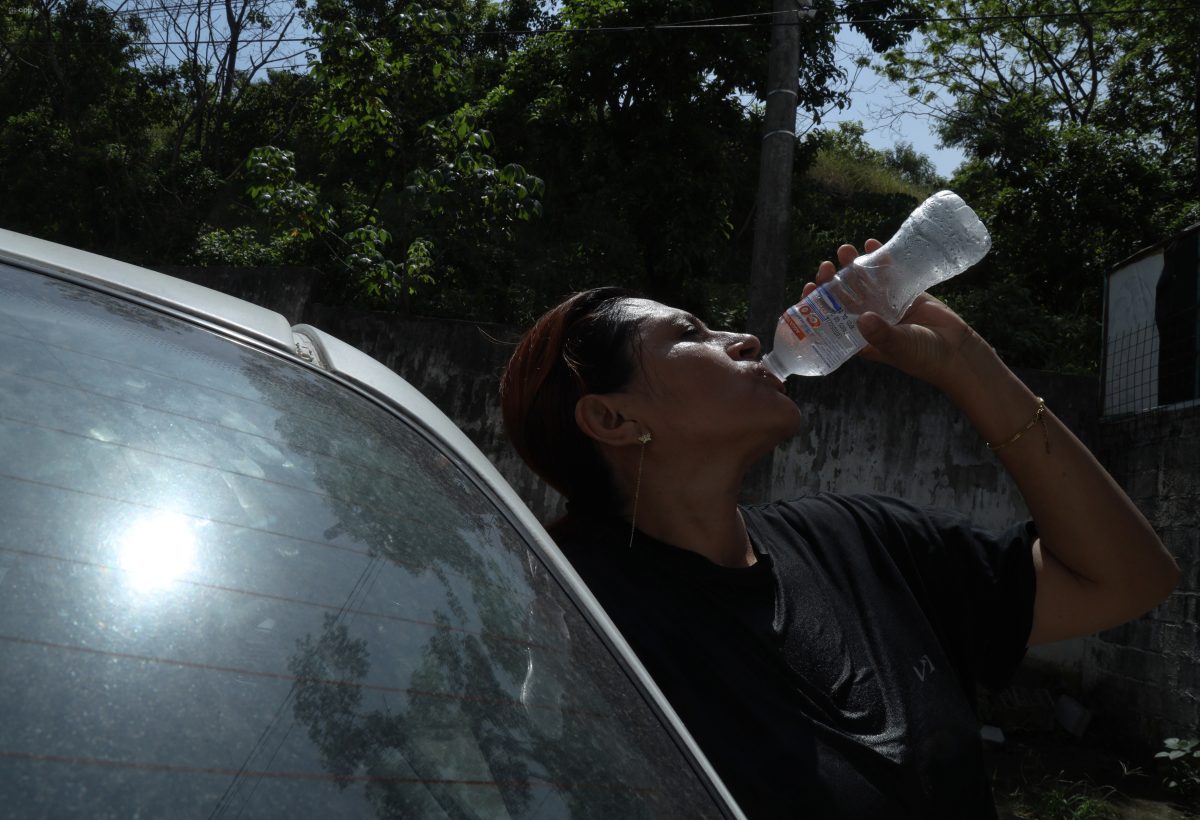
top-left (0, 228), bottom-right (481, 499)
top-left (0, 227), bottom-right (746, 819)
top-left (0, 228), bottom-right (296, 352)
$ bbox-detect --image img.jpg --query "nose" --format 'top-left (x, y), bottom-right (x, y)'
top-left (727, 332), bottom-right (761, 360)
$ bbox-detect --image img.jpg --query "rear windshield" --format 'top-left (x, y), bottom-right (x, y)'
top-left (0, 265), bottom-right (726, 819)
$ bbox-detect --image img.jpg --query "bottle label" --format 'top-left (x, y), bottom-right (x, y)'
top-left (784, 285), bottom-right (866, 369)
top-left (782, 306), bottom-right (808, 340)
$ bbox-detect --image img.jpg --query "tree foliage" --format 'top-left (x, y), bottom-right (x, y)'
top-left (882, 0), bottom-right (1200, 371)
top-left (470, 0), bottom-right (917, 323)
top-left (0, 0), bottom-right (159, 252)
top-left (4, 0), bottom-right (1192, 373)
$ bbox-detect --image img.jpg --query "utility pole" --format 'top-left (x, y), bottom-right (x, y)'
top-left (1192, 4), bottom-right (1200, 198)
top-left (744, 0), bottom-right (807, 504)
top-left (747, 0), bottom-right (805, 346)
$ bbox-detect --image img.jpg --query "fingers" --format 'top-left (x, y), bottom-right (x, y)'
top-left (835, 239), bottom-right (880, 269)
top-left (805, 239), bottom-right (881, 300)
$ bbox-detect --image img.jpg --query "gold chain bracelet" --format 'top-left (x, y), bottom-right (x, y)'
top-left (987, 397), bottom-right (1050, 454)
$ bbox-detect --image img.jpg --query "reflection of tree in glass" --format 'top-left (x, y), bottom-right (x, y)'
top-left (288, 615), bottom-right (369, 781)
top-left (49, 275), bottom-right (195, 337)
top-left (237, 348), bottom-right (712, 820)
top-left (235, 349), bottom-right (531, 671)
top-left (236, 349), bottom-right (521, 583)
top-left (289, 613), bottom-right (535, 819)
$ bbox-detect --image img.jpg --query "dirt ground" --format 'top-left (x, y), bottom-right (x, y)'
top-left (985, 731), bottom-right (1199, 819)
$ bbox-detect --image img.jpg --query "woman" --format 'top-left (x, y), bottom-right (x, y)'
top-left (499, 241), bottom-right (1179, 819)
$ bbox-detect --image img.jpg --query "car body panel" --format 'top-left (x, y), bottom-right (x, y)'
top-left (291, 321), bottom-right (747, 817)
top-left (0, 231), bottom-right (747, 819)
top-left (0, 228), bottom-right (295, 354)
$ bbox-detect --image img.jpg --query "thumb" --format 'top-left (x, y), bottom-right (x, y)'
top-left (855, 312), bottom-right (940, 380)
top-left (857, 312), bottom-right (891, 347)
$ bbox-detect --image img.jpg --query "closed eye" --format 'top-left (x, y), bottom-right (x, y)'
top-left (678, 314), bottom-right (708, 338)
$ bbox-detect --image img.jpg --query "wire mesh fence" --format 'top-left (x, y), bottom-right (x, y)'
top-left (1099, 302), bottom-right (1200, 490)
top-left (1102, 303), bottom-right (1200, 419)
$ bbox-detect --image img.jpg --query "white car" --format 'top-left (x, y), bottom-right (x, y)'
top-left (0, 229), bottom-right (745, 819)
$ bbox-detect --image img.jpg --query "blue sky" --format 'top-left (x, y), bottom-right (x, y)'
top-left (815, 28), bottom-right (967, 179)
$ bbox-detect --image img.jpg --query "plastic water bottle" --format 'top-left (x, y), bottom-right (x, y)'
top-left (762, 190), bottom-right (991, 379)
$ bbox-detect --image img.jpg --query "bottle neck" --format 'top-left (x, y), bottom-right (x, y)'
top-left (762, 351), bottom-right (790, 381)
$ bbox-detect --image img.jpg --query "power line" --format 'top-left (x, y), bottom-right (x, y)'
top-left (838, 4), bottom-right (1196, 26)
top-left (2, 3), bottom-right (1191, 47)
top-left (107, 0), bottom-right (296, 14)
top-left (109, 3), bottom-right (1197, 27)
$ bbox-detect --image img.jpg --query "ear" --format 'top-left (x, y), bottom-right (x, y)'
top-left (574, 394), bottom-right (642, 447)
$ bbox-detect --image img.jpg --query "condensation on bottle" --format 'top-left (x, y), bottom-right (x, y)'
top-left (762, 190), bottom-right (992, 379)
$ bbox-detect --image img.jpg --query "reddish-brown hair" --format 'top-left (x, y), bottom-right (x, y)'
top-left (500, 287), bottom-right (644, 512)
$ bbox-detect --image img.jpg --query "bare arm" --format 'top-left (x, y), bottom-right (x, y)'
top-left (926, 326), bottom-right (1178, 645)
top-left (809, 243), bottom-right (1180, 645)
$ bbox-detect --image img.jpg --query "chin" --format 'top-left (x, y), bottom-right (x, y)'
top-left (742, 412), bottom-right (802, 462)
top-left (770, 401), bottom-right (804, 439)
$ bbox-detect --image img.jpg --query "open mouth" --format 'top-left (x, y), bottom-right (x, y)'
top-left (756, 365), bottom-right (786, 392)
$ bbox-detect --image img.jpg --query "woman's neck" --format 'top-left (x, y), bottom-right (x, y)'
top-left (627, 474), bottom-right (756, 568)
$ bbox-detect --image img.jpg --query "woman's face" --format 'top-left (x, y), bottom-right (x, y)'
top-left (617, 298), bottom-right (802, 456)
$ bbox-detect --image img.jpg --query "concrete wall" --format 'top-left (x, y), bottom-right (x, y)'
top-left (160, 265), bottom-right (321, 326)
top-left (766, 357), bottom-right (1097, 532)
top-left (1086, 404), bottom-right (1200, 753)
top-left (303, 302), bottom-right (1096, 532)
top-left (163, 265), bottom-right (1195, 752)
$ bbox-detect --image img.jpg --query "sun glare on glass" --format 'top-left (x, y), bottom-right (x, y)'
top-left (118, 513), bottom-right (197, 590)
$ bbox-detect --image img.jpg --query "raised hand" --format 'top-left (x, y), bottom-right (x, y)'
top-left (805, 241), bottom-right (979, 392)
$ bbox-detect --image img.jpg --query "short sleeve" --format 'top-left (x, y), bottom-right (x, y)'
top-left (859, 495), bottom-right (1038, 690)
top-left (761, 493), bottom-right (1038, 694)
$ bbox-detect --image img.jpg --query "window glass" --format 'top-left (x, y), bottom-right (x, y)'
top-left (0, 266), bottom-right (725, 819)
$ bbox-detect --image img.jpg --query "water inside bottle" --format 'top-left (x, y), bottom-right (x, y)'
top-left (764, 190), bottom-right (991, 379)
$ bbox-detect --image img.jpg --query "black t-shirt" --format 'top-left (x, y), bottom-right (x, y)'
top-left (551, 493), bottom-right (1037, 819)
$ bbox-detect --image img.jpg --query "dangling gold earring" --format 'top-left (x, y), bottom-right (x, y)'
top-left (628, 432), bottom-right (652, 549)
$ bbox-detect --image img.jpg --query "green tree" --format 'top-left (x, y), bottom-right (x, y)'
top-left (117, 0), bottom-right (306, 171)
top-left (791, 123), bottom-right (941, 307)
top-left (220, 0), bottom-right (543, 310)
top-left (476, 0), bottom-right (918, 324)
top-left (883, 140), bottom-right (943, 188)
top-left (880, 0), bottom-right (1200, 371)
top-left (0, 0), bottom-right (161, 254)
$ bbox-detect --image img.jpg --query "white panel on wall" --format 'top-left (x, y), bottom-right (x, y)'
top-left (1104, 252), bottom-right (1164, 416)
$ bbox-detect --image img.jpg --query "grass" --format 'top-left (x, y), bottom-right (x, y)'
top-left (987, 733), bottom-right (1200, 820)
top-left (999, 773), bottom-right (1120, 820)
